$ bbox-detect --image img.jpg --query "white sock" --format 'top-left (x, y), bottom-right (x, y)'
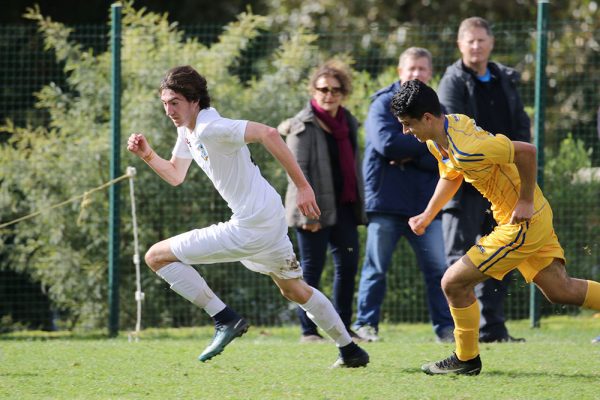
top-left (299, 288), bottom-right (352, 347)
top-left (156, 262), bottom-right (225, 316)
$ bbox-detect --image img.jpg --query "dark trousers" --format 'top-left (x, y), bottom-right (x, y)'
top-left (295, 205), bottom-right (359, 335)
top-left (442, 186), bottom-right (512, 341)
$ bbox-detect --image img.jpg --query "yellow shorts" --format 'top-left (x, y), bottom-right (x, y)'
top-left (466, 203), bottom-right (565, 283)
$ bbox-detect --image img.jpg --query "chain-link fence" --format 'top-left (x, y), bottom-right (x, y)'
top-left (1, 15), bottom-right (598, 333)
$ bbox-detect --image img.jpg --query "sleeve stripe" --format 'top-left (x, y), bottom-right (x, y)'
top-left (454, 157), bottom-right (485, 162)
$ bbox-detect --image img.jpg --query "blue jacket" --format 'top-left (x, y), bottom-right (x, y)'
top-left (363, 81), bottom-right (440, 217)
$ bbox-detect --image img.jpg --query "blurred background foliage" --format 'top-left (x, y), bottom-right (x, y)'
top-left (0, 1), bottom-right (598, 332)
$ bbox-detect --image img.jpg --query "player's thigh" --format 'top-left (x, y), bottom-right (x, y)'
top-left (466, 219), bottom-right (548, 281)
top-left (532, 258), bottom-right (585, 304)
top-left (242, 236), bottom-right (302, 279)
top-left (169, 222), bottom-right (252, 265)
top-left (532, 258), bottom-right (567, 292)
top-left (516, 225), bottom-right (565, 283)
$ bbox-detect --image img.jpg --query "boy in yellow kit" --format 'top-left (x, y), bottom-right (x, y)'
top-left (390, 79), bottom-right (600, 375)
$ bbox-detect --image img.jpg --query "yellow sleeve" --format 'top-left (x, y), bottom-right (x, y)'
top-left (438, 161), bottom-right (463, 180)
top-left (427, 140), bottom-right (462, 180)
top-left (479, 133), bottom-right (514, 165)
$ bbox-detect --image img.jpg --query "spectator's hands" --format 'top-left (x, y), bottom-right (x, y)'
top-left (509, 199), bottom-right (534, 224)
top-left (301, 222), bottom-right (322, 232)
top-left (296, 185), bottom-right (321, 221)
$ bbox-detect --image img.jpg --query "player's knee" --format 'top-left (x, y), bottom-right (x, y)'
top-left (441, 273), bottom-right (457, 296)
top-left (279, 286), bottom-right (302, 303)
top-left (441, 273), bottom-right (473, 301)
top-left (144, 246), bottom-right (162, 271)
top-left (277, 280), bottom-right (311, 304)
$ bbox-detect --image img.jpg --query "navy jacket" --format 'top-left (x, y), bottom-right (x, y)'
top-left (363, 81), bottom-right (440, 217)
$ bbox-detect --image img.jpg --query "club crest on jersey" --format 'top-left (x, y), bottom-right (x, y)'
top-left (197, 143), bottom-right (209, 160)
top-left (286, 257), bottom-right (300, 271)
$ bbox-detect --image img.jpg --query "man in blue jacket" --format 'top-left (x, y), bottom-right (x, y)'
top-left (353, 47), bottom-right (454, 342)
top-left (437, 17), bottom-right (530, 343)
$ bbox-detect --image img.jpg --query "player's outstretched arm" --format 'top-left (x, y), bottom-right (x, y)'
top-left (244, 121), bottom-right (321, 220)
top-left (127, 133), bottom-right (192, 186)
top-left (409, 176), bottom-right (463, 235)
top-left (510, 141), bottom-right (537, 224)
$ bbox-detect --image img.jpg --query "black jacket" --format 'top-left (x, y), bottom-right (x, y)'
top-left (438, 59), bottom-right (530, 142)
top-left (438, 59), bottom-right (531, 210)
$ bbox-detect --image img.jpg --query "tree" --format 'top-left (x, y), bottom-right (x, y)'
top-left (1, 1), bottom-right (597, 330)
top-left (1, 1), bottom-right (370, 329)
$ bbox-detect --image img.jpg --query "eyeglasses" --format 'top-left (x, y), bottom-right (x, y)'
top-left (314, 86), bottom-right (343, 96)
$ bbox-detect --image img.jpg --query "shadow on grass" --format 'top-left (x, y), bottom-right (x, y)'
top-left (0, 326), bottom-right (290, 341)
top-left (484, 370), bottom-right (600, 380)
top-left (395, 367), bottom-right (600, 381)
top-left (0, 328), bottom-right (214, 341)
top-left (0, 332), bottom-right (109, 341)
top-left (0, 372), bottom-right (40, 377)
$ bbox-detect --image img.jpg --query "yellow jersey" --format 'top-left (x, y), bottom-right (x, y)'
top-left (427, 114), bottom-right (547, 225)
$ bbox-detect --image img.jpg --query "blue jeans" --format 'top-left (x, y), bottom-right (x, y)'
top-left (354, 213), bottom-right (453, 337)
top-left (295, 205), bottom-right (360, 335)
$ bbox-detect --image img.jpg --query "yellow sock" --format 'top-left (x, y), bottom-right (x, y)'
top-left (450, 301), bottom-right (480, 361)
top-left (583, 280), bottom-right (600, 310)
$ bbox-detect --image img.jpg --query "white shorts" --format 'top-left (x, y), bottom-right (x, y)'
top-left (169, 218), bottom-right (303, 280)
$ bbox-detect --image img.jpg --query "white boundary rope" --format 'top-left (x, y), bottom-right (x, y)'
top-left (0, 171), bottom-right (133, 229)
top-left (0, 166), bottom-right (144, 340)
top-left (127, 166), bottom-right (144, 342)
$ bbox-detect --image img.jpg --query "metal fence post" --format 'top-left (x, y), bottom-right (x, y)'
top-left (530, 0), bottom-right (549, 329)
top-left (108, 2), bottom-right (122, 337)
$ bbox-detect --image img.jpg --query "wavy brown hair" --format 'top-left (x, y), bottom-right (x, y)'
top-left (159, 65), bottom-right (211, 109)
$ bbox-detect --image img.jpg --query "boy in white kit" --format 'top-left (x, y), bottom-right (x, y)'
top-left (127, 65), bottom-right (369, 367)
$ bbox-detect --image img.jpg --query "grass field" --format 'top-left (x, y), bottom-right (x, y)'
top-left (1, 316), bottom-right (599, 399)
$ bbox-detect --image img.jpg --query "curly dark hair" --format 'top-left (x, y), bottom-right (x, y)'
top-left (390, 79), bottom-right (441, 119)
top-left (159, 65), bottom-right (211, 109)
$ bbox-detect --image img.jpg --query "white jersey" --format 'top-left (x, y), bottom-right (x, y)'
top-left (172, 107), bottom-right (284, 227)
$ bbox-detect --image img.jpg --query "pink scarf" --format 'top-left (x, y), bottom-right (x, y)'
top-left (310, 98), bottom-right (357, 203)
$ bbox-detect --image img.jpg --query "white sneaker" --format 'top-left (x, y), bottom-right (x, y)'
top-left (355, 325), bottom-right (381, 342)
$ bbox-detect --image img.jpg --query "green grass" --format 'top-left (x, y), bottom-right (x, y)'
top-left (1, 316), bottom-right (599, 399)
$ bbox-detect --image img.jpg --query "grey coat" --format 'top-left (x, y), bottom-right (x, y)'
top-left (278, 105), bottom-right (367, 228)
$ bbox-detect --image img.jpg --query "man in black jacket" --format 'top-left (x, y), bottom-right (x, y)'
top-left (437, 16), bottom-right (530, 343)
